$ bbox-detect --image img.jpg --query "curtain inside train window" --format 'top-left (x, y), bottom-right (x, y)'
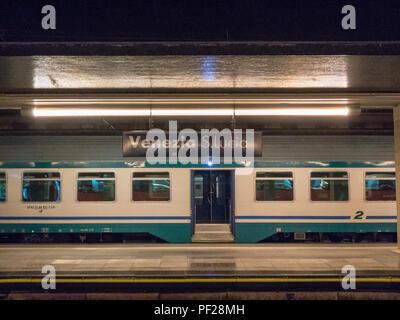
top-left (0, 172), bottom-right (6, 202)
top-left (77, 172), bottom-right (115, 201)
top-left (132, 172), bottom-right (170, 201)
top-left (365, 172), bottom-right (396, 201)
top-left (310, 171), bottom-right (348, 201)
top-left (22, 172), bottom-right (61, 202)
top-left (255, 172), bottom-right (293, 201)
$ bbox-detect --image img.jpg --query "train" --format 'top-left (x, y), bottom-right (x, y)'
top-left (0, 135), bottom-right (396, 243)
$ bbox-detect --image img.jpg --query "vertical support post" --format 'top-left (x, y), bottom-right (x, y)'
top-left (190, 170), bottom-right (195, 235)
top-left (393, 106), bottom-right (400, 247)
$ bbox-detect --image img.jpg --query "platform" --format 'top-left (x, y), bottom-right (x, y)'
top-left (1, 243), bottom-right (400, 298)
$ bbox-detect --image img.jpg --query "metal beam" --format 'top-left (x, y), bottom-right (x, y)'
top-left (0, 93), bottom-right (399, 110)
top-left (3, 41), bottom-right (400, 56)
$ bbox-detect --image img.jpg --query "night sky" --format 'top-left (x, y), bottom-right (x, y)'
top-left (0, 0), bottom-right (400, 41)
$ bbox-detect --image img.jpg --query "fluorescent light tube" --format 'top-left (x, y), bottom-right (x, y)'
top-left (33, 108), bottom-right (151, 117)
top-left (234, 107), bottom-right (349, 116)
top-left (151, 108), bottom-right (234, 116)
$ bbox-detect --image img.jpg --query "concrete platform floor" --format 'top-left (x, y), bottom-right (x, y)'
top-left (0, 243), bottom-right (399, 275)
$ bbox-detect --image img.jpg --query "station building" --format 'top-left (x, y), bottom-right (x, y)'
top-left (0, 41), bottom-right (399, 244)
top-left (1, 0), bottom-right (400, 244)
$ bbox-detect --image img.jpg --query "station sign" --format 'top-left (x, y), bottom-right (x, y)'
top-left (122, 131), bottom-right (263, 158)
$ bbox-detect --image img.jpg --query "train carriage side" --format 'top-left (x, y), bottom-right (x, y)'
top-left (0, 167), bottom-right (192, 243)
top-left (0, 135), bottom-right (397, 243)
top-left (235, 166), bottom-right (397, 243)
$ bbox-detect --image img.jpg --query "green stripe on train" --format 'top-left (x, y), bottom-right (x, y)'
top-left (0, 223), bottom-right (192, 243)
top-left (234, 222), bottom-right (397, 243)
top-left (1, 222), bottom-right (396, 243)
top-left (0, 160), bottom-right (395, 169)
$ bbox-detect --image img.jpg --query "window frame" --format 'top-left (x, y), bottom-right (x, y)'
top-left (309, 170), bottom-right (350, 202)
top-left (21, 170), bottom-right (62, 203)
top-left (364, 170), bottom-right (396, 202)
top-left (76, 171), bottom-right (117, 203)
top-left (254, 170), bottom-right (295, 202)
top-left (0, 171), bottom-right (6, 203)
top-left (131, 171), bottom-right (171, 202)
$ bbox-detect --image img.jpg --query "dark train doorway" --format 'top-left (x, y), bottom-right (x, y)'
top-left (191, 170), bottom-right (234, 224)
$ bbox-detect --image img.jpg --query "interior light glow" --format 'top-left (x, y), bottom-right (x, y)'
top-left (33, 108), bottom-right (151, 117)
top-left (151, 108), bottom-right (234, 116)
top-left (234, 107), bottom-right (349, 116)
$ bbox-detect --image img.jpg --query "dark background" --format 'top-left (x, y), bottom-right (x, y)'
top-left (1, 0), bottom-right (400, 41)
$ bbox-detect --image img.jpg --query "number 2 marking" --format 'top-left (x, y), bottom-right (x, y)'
top-left (354, 210), bottom-right (364, 219)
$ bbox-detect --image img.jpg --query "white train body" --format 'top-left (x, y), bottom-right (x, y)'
top-left (0, 164), bottom-right (396, 243)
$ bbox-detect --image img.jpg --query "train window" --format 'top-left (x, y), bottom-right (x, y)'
top-left (365, 172), bottom-right (396, 201)
top-left (194, 175), bottom-right (204, 202)
top-left (310, 171), bottom-right (348, 201)
top-left (77, 172), bottom-right (115, 202)
top-left (132, 172), bottom-right (170, 201)
top-left (255, 172), bottom-right (293, 201)
top-left (22, 172), bottom-right (61, 202)
top-left (0, 172), bottom-right (5, 202)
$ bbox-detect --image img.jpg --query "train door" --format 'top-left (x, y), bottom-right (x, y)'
top-left (192, 170), bottom-right (233, 224)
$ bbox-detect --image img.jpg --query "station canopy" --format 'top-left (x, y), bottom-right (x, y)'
top-left (1, 42), bottom-right (400, 105)
top-left (0, 42), bottom-right (398, 135)
top-left (1, 0), bottom-right (400, 107)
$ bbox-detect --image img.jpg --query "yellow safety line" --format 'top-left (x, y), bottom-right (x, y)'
top-left (0, 278), bottom-right (400, 284)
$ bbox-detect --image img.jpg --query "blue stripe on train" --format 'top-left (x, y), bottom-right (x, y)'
top-left (235, 216), bottom-right (351, 220)
top-left (366, 216), bottom-right (397, 219)
top-left (1, 216), bottom-right (394, 221)
top-left (0, 216), bottom-right (189, 220)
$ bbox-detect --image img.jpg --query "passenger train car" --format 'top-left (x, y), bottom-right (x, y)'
top-left (0, 135), bottom-right (397, 243)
